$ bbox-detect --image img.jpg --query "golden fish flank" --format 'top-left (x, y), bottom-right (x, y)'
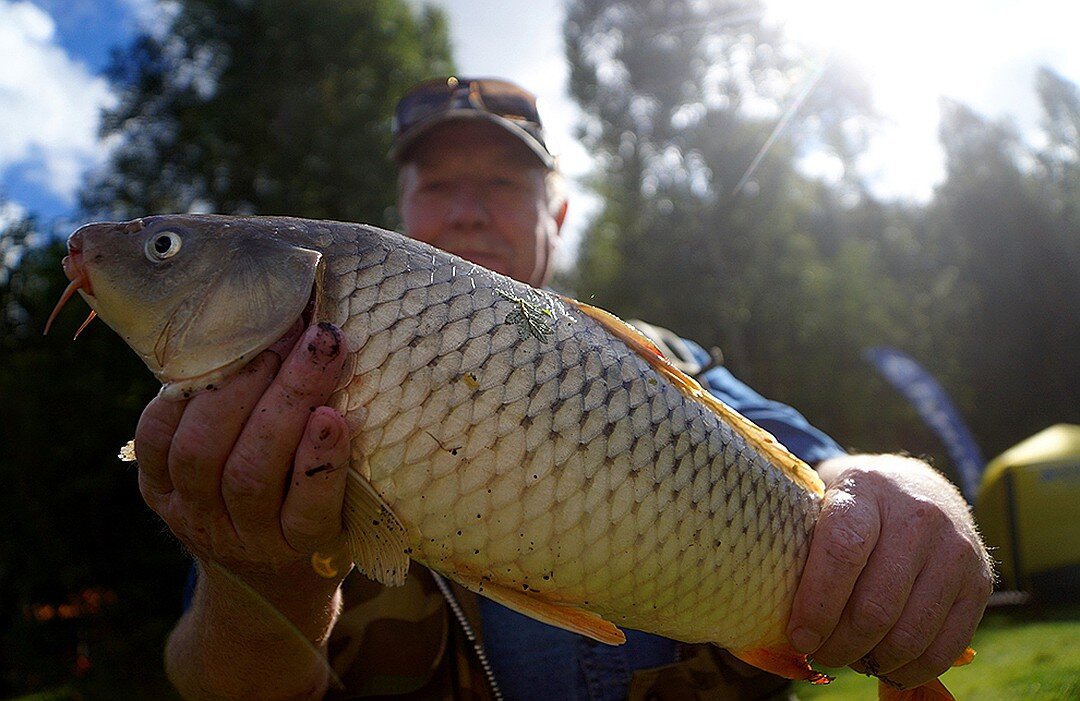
top-left (52, 215), bottom-right (971, 698)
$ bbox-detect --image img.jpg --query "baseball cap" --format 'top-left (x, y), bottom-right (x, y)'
top-left (390, 76), bottom-right (555, 170)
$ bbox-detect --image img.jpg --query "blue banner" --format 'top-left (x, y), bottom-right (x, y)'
top-left (863, 347), bottom-right (985, 502)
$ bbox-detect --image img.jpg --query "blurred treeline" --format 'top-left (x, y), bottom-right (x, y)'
top-left (0, 0), bottom-right (453, 696)
top-left (563, 0), bottom-right (1080, 463)
top-left (0, 0), bottom-right (1076, 697)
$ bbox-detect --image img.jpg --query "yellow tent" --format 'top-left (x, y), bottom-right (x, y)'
top-left (975, 424), bottom-right (1080, 597)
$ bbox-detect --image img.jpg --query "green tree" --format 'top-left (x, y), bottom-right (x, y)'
top-left (81, 0), bottom-right (454, 226)
top-left (562, 0), bottom-right (934, 452)
top-left (928, 95), bottom-right (1080, 458)
top-left (4, 0), bottom-right (455, 694)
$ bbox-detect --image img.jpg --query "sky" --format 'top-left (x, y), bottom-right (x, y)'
top-left (2, 0), bottom-right (1079, 253)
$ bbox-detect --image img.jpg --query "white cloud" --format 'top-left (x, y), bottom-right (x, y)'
top-left (0, 0), bottom-right (116, 206)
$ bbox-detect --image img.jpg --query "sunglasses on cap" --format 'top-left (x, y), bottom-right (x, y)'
top-left (391, 76), bottom-right (554, 168)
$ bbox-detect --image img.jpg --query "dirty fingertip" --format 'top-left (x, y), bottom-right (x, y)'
top-left (304, 323), bottom-right (344, 365)
top-left (307, 406), bottom-right (345, 447)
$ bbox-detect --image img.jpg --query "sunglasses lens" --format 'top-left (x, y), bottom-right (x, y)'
top-left (394, 78), bottom-right (542, 136)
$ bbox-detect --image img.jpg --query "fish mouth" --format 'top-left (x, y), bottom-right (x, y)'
top-left (44, 229), bottom-right (97, 336)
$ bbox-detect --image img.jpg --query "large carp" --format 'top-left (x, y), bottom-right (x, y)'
top-left (49, 215), bottom-right (970, 699)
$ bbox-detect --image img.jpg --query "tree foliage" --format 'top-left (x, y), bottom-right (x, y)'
top-left (564, 0), bottom-right (1079, 466)
top-left (928, 93), bottom-right (1080, 457)
top-left (3, 0), bottom-right (453, 694)
top-left (81, 0), bottom-right (453, 226)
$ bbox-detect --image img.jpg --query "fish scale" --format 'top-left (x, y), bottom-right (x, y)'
top-left (318, 229), bottom-right (821, 650)
top-left (51, 215), bottom-right (970, 698)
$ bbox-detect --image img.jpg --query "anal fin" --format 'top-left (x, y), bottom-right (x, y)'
top-left (727, 645), bottom-right (831, 684)
top-left (453, 573), bottom-right (626, 645)
top-left (342, 468), bottom-right (410, 586)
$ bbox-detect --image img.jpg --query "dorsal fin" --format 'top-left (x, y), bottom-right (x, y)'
top-left (561, 297), bottom-right (825, 498)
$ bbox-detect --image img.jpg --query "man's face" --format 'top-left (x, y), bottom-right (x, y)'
top-left (397, 121), bottom-right (565, 287)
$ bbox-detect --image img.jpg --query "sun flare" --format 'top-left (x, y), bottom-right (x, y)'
top-left (765, 0), bottom-right (988, 199)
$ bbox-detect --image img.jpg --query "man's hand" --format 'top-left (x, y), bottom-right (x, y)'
top-left (786, 455), bottom-right (993, 690)
top-left (135, 320), bottom-right (353, 605)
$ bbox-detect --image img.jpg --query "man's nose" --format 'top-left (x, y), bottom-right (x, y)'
top-left (447, 183), bottom-right (490, 227)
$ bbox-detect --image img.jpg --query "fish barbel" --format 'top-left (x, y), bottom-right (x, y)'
top-left (50, 214), bottom-right (970, 699)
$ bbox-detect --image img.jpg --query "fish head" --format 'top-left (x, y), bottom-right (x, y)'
top-left (54, 214), bottom-right (322, 395)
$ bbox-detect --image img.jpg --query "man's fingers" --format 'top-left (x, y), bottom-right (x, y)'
top-left (787, 485), bottom-right (880, 654)
top-left (875, 590), bottom-right (986, 690)
top-left (222, 324), bottom-right (347, 545)
top-left (134, 394), bottom-right (188, 502)
top-left (864, 564), bottom-right (960, 676)
top-left (810, 511), bottom-right (930, 667)
top-left (168, 351), bottom-right (281, 507)
top-left (282, 407), bottom-right (352, 554)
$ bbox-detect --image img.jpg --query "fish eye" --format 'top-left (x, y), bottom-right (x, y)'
top-left (145, 231), bottom-right (182, 261)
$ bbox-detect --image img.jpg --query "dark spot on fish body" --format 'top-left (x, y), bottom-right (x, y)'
top-left (205, 384), bottom-right (216, 391)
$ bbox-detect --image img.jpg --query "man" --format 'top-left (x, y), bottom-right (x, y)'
top-left (139, 77), bottom-right (992, 700)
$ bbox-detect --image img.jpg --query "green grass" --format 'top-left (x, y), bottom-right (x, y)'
top-left (800, 603), bottom-right (1080, 700)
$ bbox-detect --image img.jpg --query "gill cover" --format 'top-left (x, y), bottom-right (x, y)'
top-left (154, 235), bottom-right (322, 396)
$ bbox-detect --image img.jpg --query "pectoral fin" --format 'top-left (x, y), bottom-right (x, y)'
top-left (453, 573), bottom-right (626, 645)
top-left (342, 468), bottom-right (410, 586)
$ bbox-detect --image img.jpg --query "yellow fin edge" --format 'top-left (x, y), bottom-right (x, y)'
top-left (452, 572), bottom-right (626, 645)
top-left (562, 297), bottom-right (825, 498)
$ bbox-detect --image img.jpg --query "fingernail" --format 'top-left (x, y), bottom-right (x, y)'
top-left (307, 408), bottom-right (342, 447)
top-left (791, 627), bottom-right (821, 653)
top-left (305, 323), bottom-right (343, 364)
